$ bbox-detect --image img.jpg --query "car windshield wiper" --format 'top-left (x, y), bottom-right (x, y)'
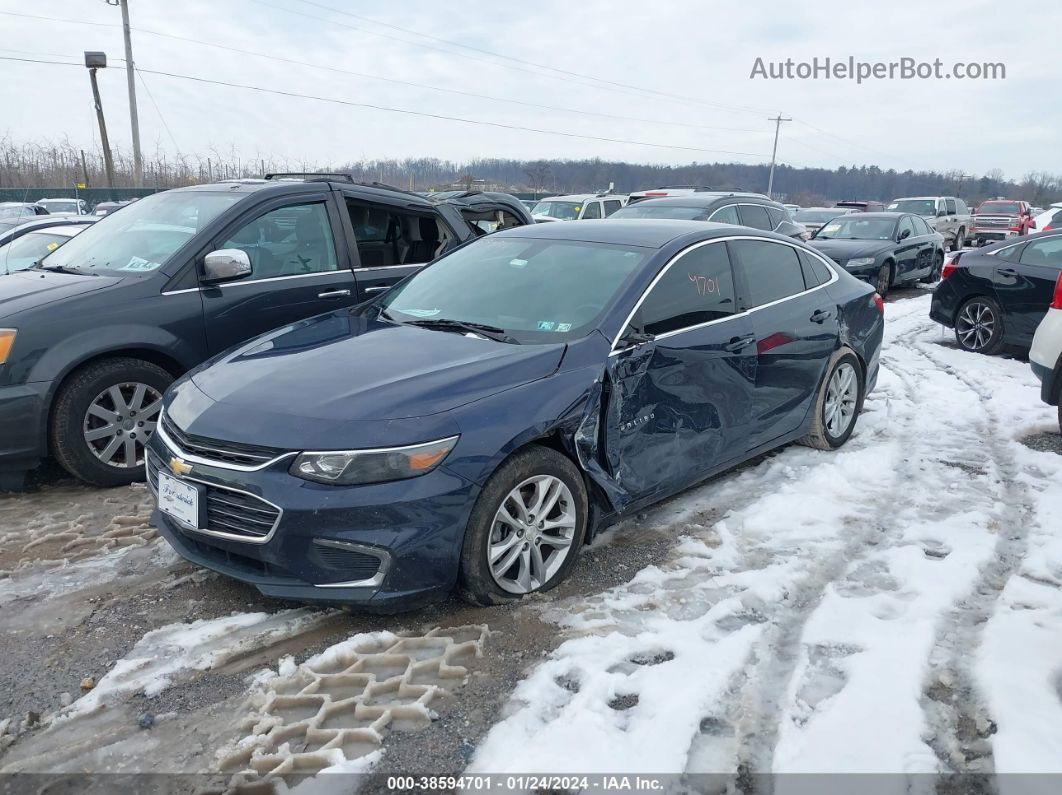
top-left (35, 263), bottom-right (97, 276)
top-left (404, 318), bottom-right (520, 344)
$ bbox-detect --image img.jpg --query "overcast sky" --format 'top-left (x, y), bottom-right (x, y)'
top-left (1, 0), bottom-right (1057, 180)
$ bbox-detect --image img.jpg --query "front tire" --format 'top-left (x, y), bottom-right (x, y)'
top-left (458, 446), bottom-right (587, 606)
top-left (951, 228), bottom-right (965, 252)
top-left (51, 358), bottom-right (172, 487)
top-left (876, 262), bottom-right (893, 298)
top-left (954, 296), bottom-right (1005, 355)
top-left (802, 349), bottom-right (864, 451)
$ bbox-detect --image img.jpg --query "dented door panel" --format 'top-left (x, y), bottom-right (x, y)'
top-left (603, 317), bottom-right (756, 501)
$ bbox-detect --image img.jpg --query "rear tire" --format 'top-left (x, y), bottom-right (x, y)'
top-left (457, 446), bottom-right (587, 606)
top-left (921, 252), bottom-right (945, 283)
top-left (954, 296), bottom-right (1005, 355)
top-left (51, 358), bottom-right (173, 487)
top-left (801, 349), bottom-right (865, 451)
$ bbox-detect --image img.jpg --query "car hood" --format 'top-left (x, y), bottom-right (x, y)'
top-left (189, 311), bottom-right (567, 423)
top-left (808, 239), bottom-right (892, 262)
top-left (0, 268), bottom-right (120, 318)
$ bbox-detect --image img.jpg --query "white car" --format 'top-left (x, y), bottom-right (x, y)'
top-left (1030, 271), bottom-right (1062, 432)
top-left (530, 193), bottom-right (628, 222)
top-left (1032, 203), bottom-right (1062, 233)
top-left (37, 197), bottom-right (89, 216)
top-left (0, 224), bottom-right (88, 275)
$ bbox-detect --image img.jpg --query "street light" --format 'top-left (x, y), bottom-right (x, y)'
top-left (84, 51), bottom-right (116, 189)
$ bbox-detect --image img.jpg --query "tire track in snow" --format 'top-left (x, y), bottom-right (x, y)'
top-left (908, 340), bottom-right (1035, 780)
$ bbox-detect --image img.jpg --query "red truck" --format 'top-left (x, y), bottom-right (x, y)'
top-left (971, 199), bottom-right (1035, 246)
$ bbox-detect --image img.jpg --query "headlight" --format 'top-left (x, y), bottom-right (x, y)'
top-left (847, 257), bottom-right (876, 267)
top-left (0, 329), bottom-right (16, 364)
top-left (290, 436), bottom-right (459, 485)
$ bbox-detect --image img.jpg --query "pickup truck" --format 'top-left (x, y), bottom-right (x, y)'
top-left (0, 175), bottom-right (531, 487)
top-left (971, 199), bottom-right (1036, 246)
top-left (887, 196), bottom-right (972, 251)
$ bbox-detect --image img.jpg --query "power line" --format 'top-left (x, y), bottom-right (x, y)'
top-left (134, 67), bottom-right (181, 155)
top-left (0, 56), bottom-right (768, 160)
top-left (291, 0), bottom-right (779, 117)
top-left (0, 9), bottom-right (771, 136)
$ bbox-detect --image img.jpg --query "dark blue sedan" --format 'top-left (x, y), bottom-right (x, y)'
top-left (148, 220), bottom-right (884, 609)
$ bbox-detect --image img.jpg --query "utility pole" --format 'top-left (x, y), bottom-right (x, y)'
top-left (85, 52), bottom-right (116, 189)
top-left (766, 113), bottom-right (792, 200)
top-left (116, 0), bottom-right (144, 187)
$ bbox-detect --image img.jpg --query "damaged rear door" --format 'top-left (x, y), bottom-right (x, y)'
top-left (603, 239), bottom-right (756, 501)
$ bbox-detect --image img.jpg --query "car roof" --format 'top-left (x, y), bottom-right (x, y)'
top-left (492, 218), bottom-right (751, 248)
top-left (5, 216), bottom-right (96, 230)
top-left (536, 193), bottom-right (626, 202)
top-left (620, 194), bottom-right (776, 208)
top-left (173, 178), bottom-right (438, 208)
top-left (834, 212), bottom-right (905, 219)
top-left (20, 224), bottom-right (86, 238)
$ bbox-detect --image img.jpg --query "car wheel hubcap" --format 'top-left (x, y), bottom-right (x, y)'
top-left (824, 363), bottom-right (858, 438)
top-left (83, 382), bottom-right (163, 468)
top-left (489, 475), bottom-right (576, 594)
top-left (956, 303), bottom-right (995, 350)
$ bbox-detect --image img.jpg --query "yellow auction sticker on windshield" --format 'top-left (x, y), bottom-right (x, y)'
top-left (46, 242), bottom-right (60, 252)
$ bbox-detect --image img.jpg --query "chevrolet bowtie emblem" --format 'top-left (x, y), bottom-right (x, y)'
top-left (169, 457), bottom-right (193, 477)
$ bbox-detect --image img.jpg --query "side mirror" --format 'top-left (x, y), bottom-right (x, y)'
top-left (898, 228), bottom-right (912, 241)
top-left (203, 249), bottom-right (251, 282)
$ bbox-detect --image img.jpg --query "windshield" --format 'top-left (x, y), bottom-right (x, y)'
top-left (41, 200), bottom-right (80, 214)
top-left (815, 217), bottom-right (897, 240)
top-left (795, 209), bottom-right (845, 223)
top-left (887, 199), bottom-right (936, 215)
top-left (38, 190), bottom-right (243, 275)
top-left (380, 236), bottom-right (647, 343)
top-left (531, 201), bottom-right (582, 220)
top-left (1, 232), bottom-right (74, 275)
top-left (609, 204), bottom-right (707, 221)
top-left (977, 201), bottom-right (1022, 215)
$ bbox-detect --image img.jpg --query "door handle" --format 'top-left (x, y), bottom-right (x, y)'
top-left (810, 309), bottom-right (833, 323)
top-left (996, 268), bottom-right (1017, 276)
top-left (362, 286), bottom-right (390, 294)
top-left (317, 289), bottom-right (352, 299)
top-left (725, 334), bottom-right (755, 352)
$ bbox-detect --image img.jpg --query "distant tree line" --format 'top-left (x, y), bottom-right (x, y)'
top-left (2, 136), bottom-right (1058, 207)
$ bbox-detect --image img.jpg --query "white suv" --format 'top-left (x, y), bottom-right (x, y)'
top-left (530, 193), bottom-right (628, 222)
top-left (1030, 270), bottom-right (1062, 432)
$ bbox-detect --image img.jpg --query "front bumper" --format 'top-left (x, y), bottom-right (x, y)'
top-left (147, 430), bottom-right (479, 610)
top-left (973, 228), bottom-right (1020, 242)
top-left (0, 380), bottom-right (51, 472)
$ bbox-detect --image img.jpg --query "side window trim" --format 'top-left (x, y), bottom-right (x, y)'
top-left (610, 236), bottom-right (838, 355)
top-left (707, 204), bottom-right (738, 222)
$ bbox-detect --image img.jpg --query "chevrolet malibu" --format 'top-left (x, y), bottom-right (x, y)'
top-left (148, 220), bottom-right (884, 610)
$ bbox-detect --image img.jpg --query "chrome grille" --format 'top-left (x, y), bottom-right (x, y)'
top-left (147, 448), bottom-right (281, 542)
top-left (160, 413), bottom-right (286, 468)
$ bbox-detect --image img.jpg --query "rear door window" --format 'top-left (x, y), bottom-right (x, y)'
top-left (737, 204), bottom-right (773, 231)
top-left (603, 200), bottom-right (622, 217)
top-left (582, 201), bottom-right (602, 220)
top-left (640, 242), bottom-right (737, 335)
top-left (945, 199), bottom-right (957, 215)
top-left (730, 239), bottom-right (807, 308)
top-left (708, 205), bottom-right (740, 225)
top-left (798, 249), bottom-right (833, 288)
top-left (1019, 238), bottom-right (1062, 267)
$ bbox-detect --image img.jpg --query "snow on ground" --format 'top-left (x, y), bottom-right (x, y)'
top-left (470, 294), bottom-right (1062, 780)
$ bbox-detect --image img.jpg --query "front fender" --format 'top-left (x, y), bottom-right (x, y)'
top-left (25, 324), bottom-right (201, 385)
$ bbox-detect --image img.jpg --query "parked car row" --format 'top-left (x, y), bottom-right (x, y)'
top-left (0, 174), bottom-right (887, 607)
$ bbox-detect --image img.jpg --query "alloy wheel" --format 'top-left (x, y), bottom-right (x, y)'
top-left (824, 363), bottom-right (858, 438)
top-left (488, 475), bottom-right (577, 594)
top-left (956, 302), bottom-right (995, 351)
top-left (82, 382), bottom-right (163, 468)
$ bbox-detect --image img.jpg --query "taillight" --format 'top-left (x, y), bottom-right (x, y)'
top-left (941, 252), bottom-right (962, 280)
top-left (1051, 271), bottom-right (1062, 310)
top-left (1046, 225), bottom-right (1054, 232)
top-left (873, 293), bottom-right (885, 314)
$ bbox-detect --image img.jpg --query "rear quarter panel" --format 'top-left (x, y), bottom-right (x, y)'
top-left (828, 275), bottom-right (883, 390)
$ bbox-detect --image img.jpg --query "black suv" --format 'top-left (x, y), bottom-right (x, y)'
top-left (0, 175), bottom-right (531, 486)
top-left (607, 192), bottom-right (806, 240)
